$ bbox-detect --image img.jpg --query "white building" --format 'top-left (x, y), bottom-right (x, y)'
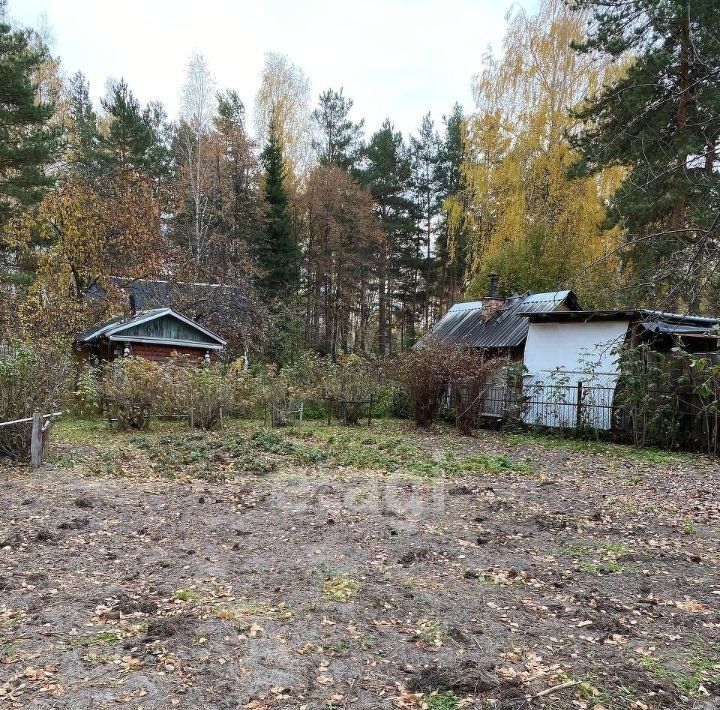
top-left (521, 309), bottom-right (720, 429)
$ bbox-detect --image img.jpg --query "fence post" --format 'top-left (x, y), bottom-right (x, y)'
top-left (576, 381), bottom-right (583, 429)
top-left (30, 411), bottom-right (43, 469)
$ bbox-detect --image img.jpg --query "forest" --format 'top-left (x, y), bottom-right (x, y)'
top-left (2, 0), bottom-right (720, 361)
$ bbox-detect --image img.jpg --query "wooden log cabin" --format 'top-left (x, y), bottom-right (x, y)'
top-left (75, 308), bottom-right (226, 363)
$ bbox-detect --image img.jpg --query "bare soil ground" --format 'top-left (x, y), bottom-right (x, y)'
top-left (1, 419), bottom-right (719, 710)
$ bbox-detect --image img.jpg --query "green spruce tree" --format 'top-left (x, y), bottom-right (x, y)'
top-left (0, 20), bottom-right (56, 230)
top-left (570, 0), bottom-right (720, 309)
top-left (258, 123), bottom-right (299, 298)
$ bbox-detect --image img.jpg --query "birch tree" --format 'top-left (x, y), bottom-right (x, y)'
top-left (462, 0), bottom-right (623, 306)
top-left (178, 52), bottom-right (217, 262)
top-left (254, 52), bottom-right (313, 176)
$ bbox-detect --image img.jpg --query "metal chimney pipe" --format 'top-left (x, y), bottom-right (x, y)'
top-left (488, 272), bottom-right (499, 298)
top-left (129, 293), bottom-right (137, 316)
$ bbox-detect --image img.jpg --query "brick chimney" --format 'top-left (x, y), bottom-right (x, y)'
top-left (482, 272), bottom-right (505, 320)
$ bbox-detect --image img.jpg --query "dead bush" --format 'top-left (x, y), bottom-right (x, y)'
top-left (387, 340), bottom-right (458, 426)
top-left (0, 342), bottom-right (70, 460)
top-left (451, 354), bottom-right (508, 435)
top-left (390, 340), bottom-right (507, 431)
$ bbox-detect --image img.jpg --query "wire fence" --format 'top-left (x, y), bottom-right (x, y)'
top-left (479, 382), bottom-right (617, 431)
top-left (470, 377), bottom-right (720, 453)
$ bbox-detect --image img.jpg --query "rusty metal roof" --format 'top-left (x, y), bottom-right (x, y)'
top-left (426, 290), bottom-right (580, 349)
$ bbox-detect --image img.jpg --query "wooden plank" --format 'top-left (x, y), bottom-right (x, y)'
top-left (0, 411), bottom-right (62, 429)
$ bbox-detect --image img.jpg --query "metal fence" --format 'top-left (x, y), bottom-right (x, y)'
top-left (474, 379), bottom-right (720, 453)
top-left (477, 381), bottom-right (617, 431)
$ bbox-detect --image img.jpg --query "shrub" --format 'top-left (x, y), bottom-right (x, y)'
top-left (257, 351), bottom-right (323, 416)
top-left (169, 363), bottom-right (234, 430)
top-left (374, 382), bottom-right (411, 419)
top-left (322, 354), bottom-right (382, 424)
top-left (451, 354), bottom-right (508, 435)
top-left (100, 356), bottom-right (165, 430)
top-left (616, 344), bottom-right (720, 452)
top-left (389, 340), bottom-right (507, 431)
top-left (257, 351), bottom-right (383, 423)
top-left (71, 362), bottom-right (101, 418)
top-left (388, 340), bottom-right (458, 426)
top-left (227, 360), bottom-right (263, 417)
top-left (0, 342), bottom-right (70, 460)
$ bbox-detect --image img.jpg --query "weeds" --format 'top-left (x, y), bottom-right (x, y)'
top-left (640, 650), bottom-right (720, 695)
top-left (426, 691), bottom-right (460, 709)
top-left (572, 540), bottom-right (631, 575)
top-left (415, 620), bottom-right (447, 646)
top-left (173, 589), bottom-right (197, 602)
top-left (323, 576), bottom-right (360, 602)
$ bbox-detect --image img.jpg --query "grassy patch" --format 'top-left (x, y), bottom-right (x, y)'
top-left (49, 452), bottom-right (77, 468)
top-left (173, 589), bottom-right (197, 602)
top-left (53, 417), bottom-right (116, 443)
top-left (287, 423), bottom-right (533, 476)
top-left (68, 631), bottom-right (124, 647)
top-left (125, 428), bottom-right (326, 479)
top-left (323, 576), bottom-right (360, 602)
top-left (683, 522), bottom-right (697, 535)
top-left (505, 430), bottom-right (690, 464)
top-left (426, 691), bottom-right (460, 710)
top-left (213, 601), bottom-right (292, 621)
top-left (55, 417), bottom-right (533, 480)
top-left (569, 540), bottom-right (631, 575)
top-left (640, 649), bottom-right (720, 695)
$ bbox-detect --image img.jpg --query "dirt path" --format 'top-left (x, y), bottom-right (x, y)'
top-left (1, 421), bottom-right (719, 709)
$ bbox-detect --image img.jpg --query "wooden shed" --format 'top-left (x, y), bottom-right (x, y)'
top-left (75, 308), bottom-right (226, 362)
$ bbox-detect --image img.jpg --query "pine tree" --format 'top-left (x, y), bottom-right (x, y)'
top-left (0, 21), bottom-right (56, 230)
top-left (65, 71), bottom-right (103, 182)
top-left (100, 79), bottom-right (170, 182)
top-left (312, 88), bottom-right (364, 171)
top-left (435, 103), bottom-right (470, 311)
top-left (409, 113), bottom-right (442, 330)
top-left (360, 120), bottom-right (417, 353)
top-left (570, 0), bottom-right (720, 308)
top-left (258, 124), bottom-right (299, 298)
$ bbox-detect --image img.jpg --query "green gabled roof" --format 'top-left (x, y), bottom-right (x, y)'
top-left (76, 308), bottom-right (226, 350)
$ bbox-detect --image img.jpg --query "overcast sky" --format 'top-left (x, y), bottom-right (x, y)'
top-left (11, 0), bottom-right (537, 139)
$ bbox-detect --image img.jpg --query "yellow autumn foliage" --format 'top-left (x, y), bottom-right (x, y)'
top-left (462, 0), bottom-right (626, 306)
top-left (7, 174), bottom-right (164, 341)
